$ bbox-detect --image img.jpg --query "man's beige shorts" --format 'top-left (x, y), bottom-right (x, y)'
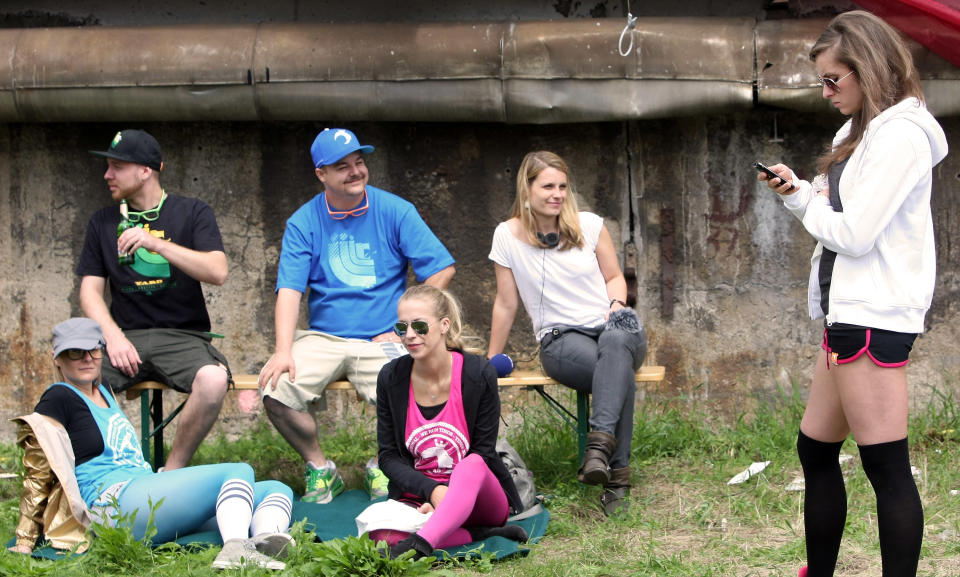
top-left (260, 330), bottom-right (406, 411)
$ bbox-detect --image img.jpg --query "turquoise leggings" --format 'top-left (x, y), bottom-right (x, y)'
top-left (116, 462), bottom-right (292, 543)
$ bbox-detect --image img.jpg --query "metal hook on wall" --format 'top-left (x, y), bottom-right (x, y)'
top-left (619, 13), bottom-right (638, 57)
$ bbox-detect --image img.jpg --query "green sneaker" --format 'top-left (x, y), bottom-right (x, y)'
top-left (303, 461), bottom-right (344, 504)
top-left (365, 461), bottom-right (389, 500)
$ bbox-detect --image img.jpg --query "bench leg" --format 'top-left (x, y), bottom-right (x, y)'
top-left (151, 389), bottom-right (165, 470)
top-left (576, 392), bottom-right (590, 464)
top-left (139, 390), bottom-right (151, 467)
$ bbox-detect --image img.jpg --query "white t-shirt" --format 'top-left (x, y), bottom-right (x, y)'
top-left (489, 212), bottom-right (609, 341)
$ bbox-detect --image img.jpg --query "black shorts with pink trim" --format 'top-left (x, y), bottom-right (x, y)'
top-left (821, 324), bottom-right (918, 367)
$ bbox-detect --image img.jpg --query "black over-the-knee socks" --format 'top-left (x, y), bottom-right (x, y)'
top-left (797, 430), bottom-right (847, 577)
top-left (858, 438), bottom-right (923, 577)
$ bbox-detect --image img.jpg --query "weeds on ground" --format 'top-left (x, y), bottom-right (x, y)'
top-left (0, 380), bottom-right (958, 576)
top-left (80, 497), bottom-right (167, 574)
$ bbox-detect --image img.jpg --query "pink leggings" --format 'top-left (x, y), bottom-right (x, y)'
top-left (370, 453), bottom-right (509, 549)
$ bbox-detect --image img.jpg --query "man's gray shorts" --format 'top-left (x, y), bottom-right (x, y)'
top-left (101, 328), bottom-right (230, 393)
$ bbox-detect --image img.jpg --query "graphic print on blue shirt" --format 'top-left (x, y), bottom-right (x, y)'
top-left (329, 231), bottom-right (376, 288)
top-left (49, 383), bottom-right (152, 507)
top-left (276, 186), bottom-right (455, 339)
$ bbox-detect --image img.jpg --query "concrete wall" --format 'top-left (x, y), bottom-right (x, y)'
top-left (1, 115), bottom-right (958, 443)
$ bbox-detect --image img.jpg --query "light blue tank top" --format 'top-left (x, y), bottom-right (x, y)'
top-left (51, 383), bottom-right (153, 507)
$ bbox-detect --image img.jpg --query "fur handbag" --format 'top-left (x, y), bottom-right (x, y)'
top-left (605, 307), bottom-right (642, 333)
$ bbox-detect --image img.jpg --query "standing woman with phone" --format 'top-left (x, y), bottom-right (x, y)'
top-left (487, 151), bottom-right (647, 516)
top-left (760, 11), bottom-right (947, 577)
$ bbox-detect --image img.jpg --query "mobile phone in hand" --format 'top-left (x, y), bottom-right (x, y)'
top-left (754, 162), bottom-right (795, 191)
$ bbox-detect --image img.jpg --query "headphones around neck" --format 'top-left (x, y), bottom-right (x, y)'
top-left (537, 232), bottom-right (560, 248)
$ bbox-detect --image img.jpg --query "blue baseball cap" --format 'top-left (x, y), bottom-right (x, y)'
top-left (310, 128), bottom-right (374, 168)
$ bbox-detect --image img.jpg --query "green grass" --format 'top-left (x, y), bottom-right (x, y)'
top-left (2, 380), bottom-right (958, 576)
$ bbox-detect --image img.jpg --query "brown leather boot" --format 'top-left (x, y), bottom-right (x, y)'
top-left (600, 467), bottom-right (631, 516)
top-left (578, 431), bottom-right (617, 486)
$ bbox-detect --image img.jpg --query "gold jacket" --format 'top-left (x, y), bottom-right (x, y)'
top-left (11, 413), bottom-right (91, 553)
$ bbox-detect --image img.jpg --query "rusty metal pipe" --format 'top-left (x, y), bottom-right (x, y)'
top-left (0, 19), bottom-right (956, 123)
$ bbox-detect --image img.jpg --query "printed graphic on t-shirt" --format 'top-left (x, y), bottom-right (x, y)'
top-left (407, 421), bottom-right (470, 477)
top-left (106, 413), bottom-right (147, 469)
top-left (328, 231), bottom-right (376, 288)
top-left (123, 223), bottom-right (173, 294)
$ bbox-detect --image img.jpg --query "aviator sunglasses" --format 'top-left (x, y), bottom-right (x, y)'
top-left (817, 70), bottom-right (855, 93)
top-left (393, 321), bottom-right (431, 337)
top-left (62, 348), bottom-right (104, 360)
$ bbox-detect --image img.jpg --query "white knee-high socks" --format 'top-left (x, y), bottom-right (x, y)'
top-left (216, 479), bottom-right (255, 542)
top-left (251, 492), bottom-right (293, 537)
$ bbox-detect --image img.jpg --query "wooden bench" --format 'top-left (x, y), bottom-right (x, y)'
top-left (127, 366), bottom-right (666, 469)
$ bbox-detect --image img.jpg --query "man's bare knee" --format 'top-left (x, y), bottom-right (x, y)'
top-left (191, 364), bottom-right (229, 402)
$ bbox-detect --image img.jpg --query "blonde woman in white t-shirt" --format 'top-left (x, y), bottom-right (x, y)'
top-left (487, 150), bottom-right (647, 517)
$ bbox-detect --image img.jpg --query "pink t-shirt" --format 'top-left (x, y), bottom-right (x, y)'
top-left (404, 351), bottom-right (471, 484)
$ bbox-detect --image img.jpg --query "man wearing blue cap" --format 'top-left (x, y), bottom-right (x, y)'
top-left (259, 128), bottom-right (455, 503)
top-left (79, 129), bottom-right (230, 471)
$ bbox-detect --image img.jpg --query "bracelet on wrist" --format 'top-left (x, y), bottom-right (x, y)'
top-left (609, 298), bottom-right (627, 308)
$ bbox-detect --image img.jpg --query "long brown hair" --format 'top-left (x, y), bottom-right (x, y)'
top-left (810, 10), bottom-right (924, 174)
top-left (510, 151), bottom-right (584, 251)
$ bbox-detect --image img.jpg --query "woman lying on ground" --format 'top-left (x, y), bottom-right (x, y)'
top-left (487, 150), bottom-right (647, 516)
top-left (373, 285), bottom-right (528, 559)
top-left (759, 11), bottom-right (947, 577)
top-left (10, 317), bottom-right (294, 570)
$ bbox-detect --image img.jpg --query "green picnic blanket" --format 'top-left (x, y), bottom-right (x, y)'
top-left (9, 489), bottom-right (549, 562)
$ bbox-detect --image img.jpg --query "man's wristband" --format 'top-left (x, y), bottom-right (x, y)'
top-left (609, 298), bottom-right (627, 308)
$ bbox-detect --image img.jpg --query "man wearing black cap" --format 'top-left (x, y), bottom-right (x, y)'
top-left (78, 129), bottom-right (230, 470)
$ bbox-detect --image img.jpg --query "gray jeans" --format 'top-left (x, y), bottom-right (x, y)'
top-left (540, 324), bottom-right (647, 469)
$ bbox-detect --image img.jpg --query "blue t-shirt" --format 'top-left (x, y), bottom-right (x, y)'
top-left (277, 186), bottom-right (454, 339)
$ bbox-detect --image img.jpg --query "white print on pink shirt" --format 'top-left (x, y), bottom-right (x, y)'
top-left (407, 421), bottom-right (470, 479)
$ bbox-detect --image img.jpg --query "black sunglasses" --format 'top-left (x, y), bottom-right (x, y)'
top-left (63, 348), bottom-right (104, 360)
top-left (393, 321), bottom-right (430, 337)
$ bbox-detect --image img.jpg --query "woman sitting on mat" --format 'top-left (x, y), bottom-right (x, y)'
top-left (373, 285), bottom-right (527, 559)
top-left (9, 317), bottom-right (294, 570)
top-left (487, 150), bottom-right (647, 516)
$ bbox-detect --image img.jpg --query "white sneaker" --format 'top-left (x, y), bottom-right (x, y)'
top-left (252, 532), bottom-right (295, 560)
top-left (212, 538), bottom-right (285, 571)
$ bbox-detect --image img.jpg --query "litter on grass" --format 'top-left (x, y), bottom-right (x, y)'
top-left (785, 453), bottom-right (855, 492)
top-left (728, 461), bottom-right (770, 485)
top-left (785, 476), bottom-right (805, 492)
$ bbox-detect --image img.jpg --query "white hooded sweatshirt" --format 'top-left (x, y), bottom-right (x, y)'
top-left (781, 97), bottom-right (948, 333)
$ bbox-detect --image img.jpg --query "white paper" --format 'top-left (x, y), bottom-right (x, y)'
top-left (727, 461), bottom-right (770, 485)
top-left (356, 499), bottom-right (433, 536)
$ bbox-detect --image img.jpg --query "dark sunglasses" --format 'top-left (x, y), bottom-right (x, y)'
top-left (393, 321), bottom-right (430, 337)
top-left (817, 70), bottom-right (855, 93)
top-left (63, 348), bottom-right (104, 360)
